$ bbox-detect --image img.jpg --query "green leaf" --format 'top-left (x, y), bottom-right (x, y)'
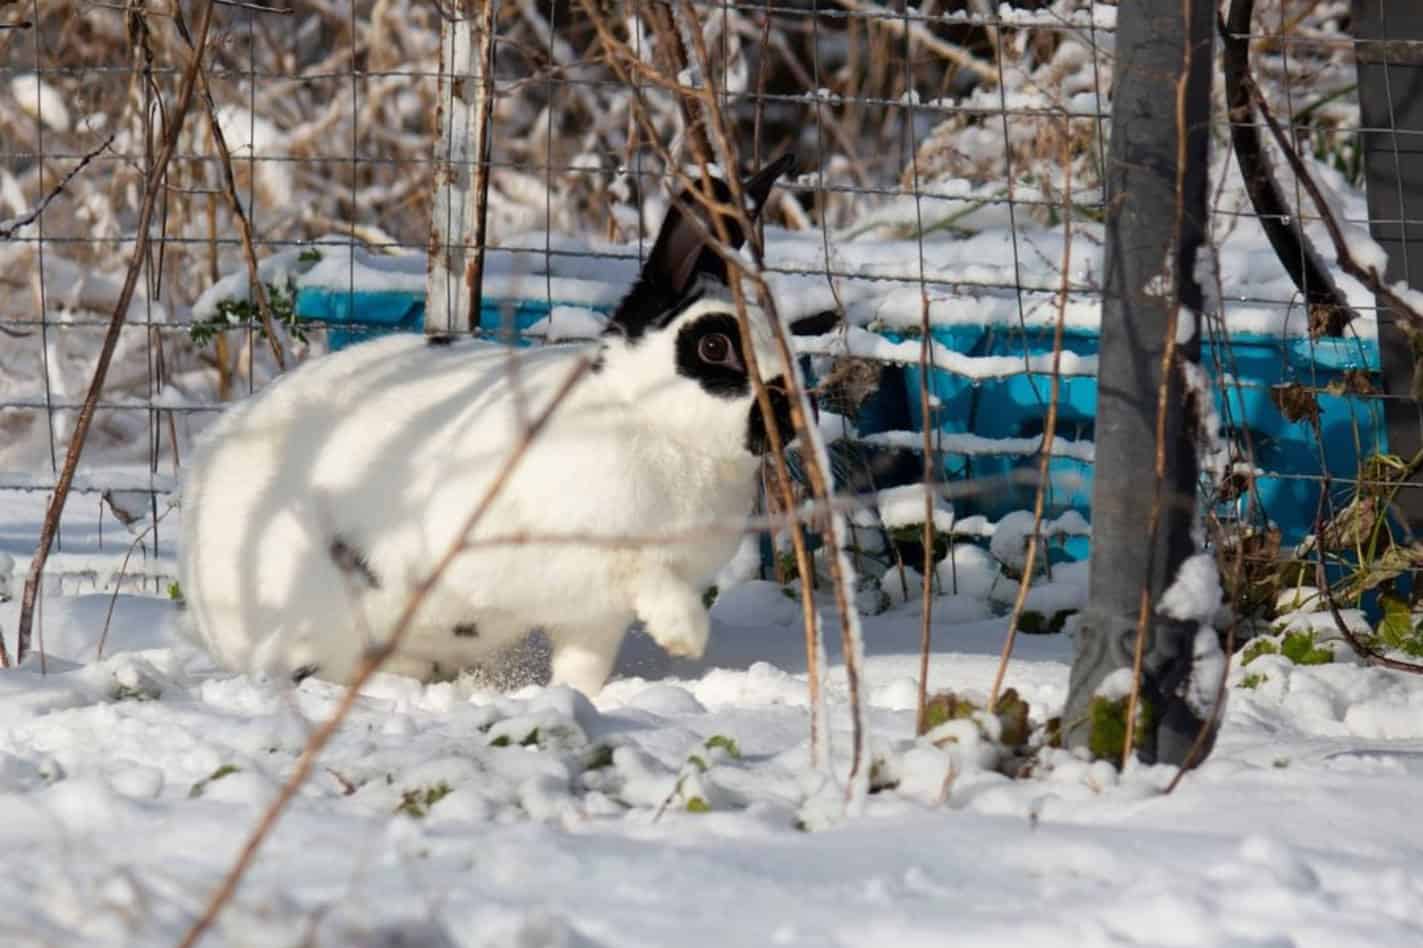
top-left (189, 764), bottom-right (240, 798)
top-left (684, 796), bottom-right (711, 813)
top-left (1280, 631), bottom-right (1332, 666)
top-left (704, 735), bottom-right (741, 758)
top-left (395, 782), bottom-right (452, 819)
top-left (1241, 638), bottom-right (1278, 666)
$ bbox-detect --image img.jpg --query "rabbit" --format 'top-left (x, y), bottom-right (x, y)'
top-left (179, 155), bottom-right (834, 696)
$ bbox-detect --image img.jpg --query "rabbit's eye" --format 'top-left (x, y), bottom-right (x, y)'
top-left (698, 333), bottom-right (737, 368)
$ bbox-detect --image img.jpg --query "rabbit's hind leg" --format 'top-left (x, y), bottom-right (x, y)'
top-left (546, 622), bottom-right (629, 697)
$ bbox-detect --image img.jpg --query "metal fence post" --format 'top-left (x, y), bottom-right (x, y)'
top-left (1353, 1), bottom-right (1423, 529)
top-left (1061, 0), bottom-right (1216, 765)
top-left (426, 0), bottom-right (499, 335)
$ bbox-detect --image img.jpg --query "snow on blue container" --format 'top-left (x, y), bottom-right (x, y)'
top-left (293, 287), bottom-right (605, 349)
top-left (891, 324), bottom-right (1385, 557)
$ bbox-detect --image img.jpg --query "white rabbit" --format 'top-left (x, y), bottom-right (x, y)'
top-left (179, 156), bottom-right (831, 695)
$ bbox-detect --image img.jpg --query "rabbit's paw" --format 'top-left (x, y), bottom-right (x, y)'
top-left (636, 579), bottom-right (710, 659)
top-left (548, 624), bottom-right (626, 696)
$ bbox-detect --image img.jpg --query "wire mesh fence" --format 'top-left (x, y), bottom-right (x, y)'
top-left (1, 0), bottom-right (1422, 665)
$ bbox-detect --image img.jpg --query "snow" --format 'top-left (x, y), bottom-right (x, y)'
top-left (4, 486), bottom-right (1423, 945)
top-left (9, 74), bottom-right (71, 133)
top-left (1157, 553), bottom-right (1222, 623)
top-left (875, 483), bottom-right (954, 533)
top-left (525, 306), bottom-right (606, 342)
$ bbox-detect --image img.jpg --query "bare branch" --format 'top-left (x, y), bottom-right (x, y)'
top-left (1219, 0), bottom-right (1351, 334)
top-left (0, 133), bottom-right (115, 241)
top-left (989, 122), bottom-right (1074, 713)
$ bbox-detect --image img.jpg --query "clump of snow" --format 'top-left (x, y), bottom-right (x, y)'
top-left (526, 306), bottom-right (606, 341)
top-left (1094, 667), bottom-right (1137, 701)
top-left (9, 74), bottom-right (70, 132)
top-left (875, 484), bottom-right (953, 533)
top-left (1185, 627), bottom-right (1227, 718)
top-left (879, 566), bottom-right (924, 607)
top-left (1157, 553), bottom-right (1222, 623)
top-left (1342, 221), bottom-right (1391, 277)
top-left (215, 106), bottom-right (294, 208)
top-left (934, 543), bottom-right (1000, 599)
top-left (989, 510), bottom-right (1041, 573)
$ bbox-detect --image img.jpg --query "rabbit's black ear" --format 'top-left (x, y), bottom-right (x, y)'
top-left (789, 309), bottom-right (841, 336)
top-left (608, 154), bottom-right (796, 341)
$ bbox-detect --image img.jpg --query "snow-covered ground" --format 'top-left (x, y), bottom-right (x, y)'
top-left (3, 490), bottom-right (1423, 948)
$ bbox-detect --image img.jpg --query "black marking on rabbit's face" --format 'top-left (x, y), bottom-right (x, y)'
top-left (291, 664), bottom-right (320, 684)
top-left (452, 623), bottom-right (479, 639)
top-left (329, 537), bottom-right (380, 589)
top-left (675, 312), bottom-right (749, 397)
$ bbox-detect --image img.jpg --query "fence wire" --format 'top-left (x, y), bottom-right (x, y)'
top-left (0, 0), bottom-right (1420, 651)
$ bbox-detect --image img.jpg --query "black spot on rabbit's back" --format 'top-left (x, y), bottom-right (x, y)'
top-left (675, 312), bottom-right (749, 398)
top-left (291, 664), bottom-right (320, 684)
top-left (426, 333), bottom-right (458, 347)
top-left (329, 536), bottom-right (380, 589)
top-left (452, 623), bottom-right (479, 639)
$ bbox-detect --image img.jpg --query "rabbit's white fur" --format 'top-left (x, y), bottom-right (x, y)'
top-left (179, 290), bottom-right (798, 694)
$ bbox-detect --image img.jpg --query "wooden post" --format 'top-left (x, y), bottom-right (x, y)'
top-left (426, 0), bottom-right (499, 335)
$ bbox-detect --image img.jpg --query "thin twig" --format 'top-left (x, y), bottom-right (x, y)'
top-left (12, 0), bottom-right (217, 669)
top-left (175, 356), bottom-right (592, 948)
top-left (171, 6), bottom-right (287, 371)
top-left (579, 0), bottom-right (833, 770)
top-left (988, 126), bottom-right (1073, 712)
top-left (0, 133), bottom-right (115, 241)
top-left (97, 501), bottom-right (175, 660)
top-left (679, 0), bottom-right (869, 795)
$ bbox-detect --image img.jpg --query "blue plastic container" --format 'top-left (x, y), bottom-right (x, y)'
top-left (294, 287), bottom-right (605, 349)
top-left (891, 324), bottom-right (1385, 556)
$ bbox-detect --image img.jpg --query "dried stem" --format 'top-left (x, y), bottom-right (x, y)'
top-left (679, 0), bottom-right (868, 793)
top-left (172, 4), bottom-right (287, 371)
top-left (988, 125), bottom-right (1073, 712)
top-left (0, 132), bottom-right (115, 241)
top-left (97, 501), bottom-right (175, 660)
top-left (175, 356), bottom-right (593, 948)
top-left (579, 0), bottom-right (832, 768)
top-left (12, 0), bottom-right (217, 669)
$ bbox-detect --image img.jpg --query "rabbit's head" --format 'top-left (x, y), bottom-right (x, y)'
top-left (601, 155), bottom-right (832, 457)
